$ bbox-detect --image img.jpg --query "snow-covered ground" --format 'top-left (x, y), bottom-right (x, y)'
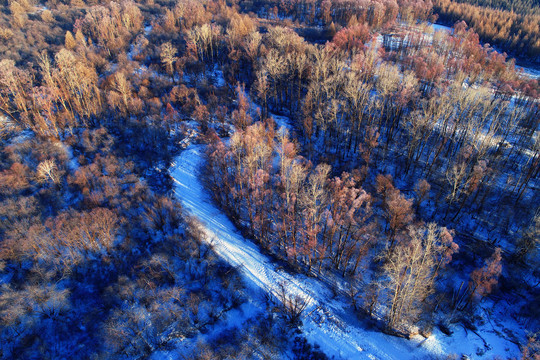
top-left (430, 23), bottom-right (452, 33)
top-left (516, 65), bottom-right (540, 79)
top-left (169, 145), bottom-right (522, 359)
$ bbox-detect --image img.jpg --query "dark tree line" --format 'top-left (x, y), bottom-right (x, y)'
top-left (434, 0), bottom-right (540, 61)
top-left (450, 0), bottom-right (540, 15)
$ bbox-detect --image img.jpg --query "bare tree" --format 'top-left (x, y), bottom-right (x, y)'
top-left (383, 223), bottom-right (457, 330)
top-left (36, 160), bottom-right (59, 184)
top-left (275, 281), bottom-right (310, 325)
top-left (160, 42), bottom-right (178, 82)
top-left (466, 248), bottom-right (502, 308)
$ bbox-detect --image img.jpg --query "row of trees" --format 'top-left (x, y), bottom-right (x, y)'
top-left (0, 50), bottom-right (102, 138)
top-left (247, 0), bottom-right (434, 28)
top-left (205, 121), bottom-right (376, 275)
top-left (203, 117), bottom-right (512, 331)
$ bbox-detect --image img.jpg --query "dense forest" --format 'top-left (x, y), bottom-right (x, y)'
top-left (0, 0), bottom-right (538, 358)
top-left (434, 0), bottom-right (540, 62)
top-left (449, 0), bottom-right (540, 15)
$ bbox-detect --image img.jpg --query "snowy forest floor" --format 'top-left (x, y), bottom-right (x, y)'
top-left (169, 144), bottom-right (522, 359)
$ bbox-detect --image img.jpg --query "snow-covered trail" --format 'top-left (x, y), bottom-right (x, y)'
top-left (170, 145), bottom-right (452, 359)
